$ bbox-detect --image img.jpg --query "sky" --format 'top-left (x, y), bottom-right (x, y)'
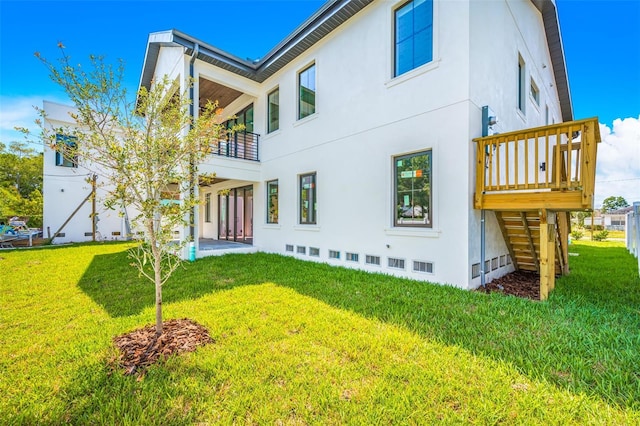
top-left (1, 0), bottom-right (639, 206)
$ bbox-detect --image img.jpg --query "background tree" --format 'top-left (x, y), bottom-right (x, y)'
top-left (0, 141), bottom-right (43, 226)
top-left (600, 196), bottom-right (629, 214)
top-left (32, 46), bottom-right (229, 335)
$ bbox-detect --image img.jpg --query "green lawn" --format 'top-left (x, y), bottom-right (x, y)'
top-left (1, 241), bottom-right (639, 424)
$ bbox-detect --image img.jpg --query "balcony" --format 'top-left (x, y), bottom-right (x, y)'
top-left (210, 131), bottom-right (260, 162)
top-left (473, 118), bottom-right (600, 211)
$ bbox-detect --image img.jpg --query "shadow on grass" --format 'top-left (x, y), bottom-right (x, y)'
top-left (77, 242), bottom-right (640, 409)
top-left (76, 249), bottom-right (224, 317)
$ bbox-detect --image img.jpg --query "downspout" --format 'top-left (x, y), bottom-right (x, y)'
top-left (481, 209), bottom-right (486, 289)
top-left (479, 106), bottom-right (494, 290)
top-left (188, 43), bottom-right (199, 241)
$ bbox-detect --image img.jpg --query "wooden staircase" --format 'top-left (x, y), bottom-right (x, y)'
top-left (495, 210), bottom-right (570, 277)
top-left (474, 118), bottom-right (600, 299)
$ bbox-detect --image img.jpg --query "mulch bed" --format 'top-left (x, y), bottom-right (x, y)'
top-left (112, 318), bottom-right (213, 376)
top-left (480, 270), bottom-right (541, 300)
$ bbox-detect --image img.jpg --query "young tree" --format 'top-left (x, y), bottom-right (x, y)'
top-left (601, 196), bottom-right (629, 214)
top-left (32, 46), bottom-right (229, 335)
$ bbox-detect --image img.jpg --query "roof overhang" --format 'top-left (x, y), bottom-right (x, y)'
top-left (531, 0), bottom-right (573, 121)
top-left (138, 0), bottom-right (374, 91)
top-left (138, 0), bottom-right (572, 122)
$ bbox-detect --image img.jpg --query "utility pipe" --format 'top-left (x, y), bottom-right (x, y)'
top-left (480, 209), bottom-right (486, 289)
top-left (188, 43), bottom-right (199, 241)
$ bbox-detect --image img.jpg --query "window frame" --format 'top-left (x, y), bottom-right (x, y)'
top-left (517, 54), bottom-right (526, 113)
top-left (299, 172), bottom-right (317, 225)
top-left (393, 0), bottom-right (434, 77)
top-left (204, 193), bottom-right (211, 223)
top-left (393, 149), bottom-right (433, 228)
top-left (530, 77), bottom-right (540, 106)
top-left (297, 63), bottom-right (316, 120)
top-left (267, 87), bottom-right (279, 133)
top-left (266, 179), bottom-right (279, 224)
top-left (55, 134), bottom-right (78, 168)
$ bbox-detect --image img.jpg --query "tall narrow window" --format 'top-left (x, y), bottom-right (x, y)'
top-left (204, 193), bottom-right (211, 223)
top-left (518, 54), bottom-right (526, 113)
top-left (394, 0), bottom-right (433, 77)
top-left (299, 172), bottom-right (316, 224)
top-left (267, 88), bottom-right (279, 133)
top-left (298, 64), bottom-right (316, 119)
top-left (545, 105), bottom-right (549, 125)
top-left (266, 180), bottom-right (279, 224)
top-left (394, 150), bottom-right (432, 227)
top-left (530, 78), bottom-right (540, 105)
top-left (55, 134), bottom-right (78, 168)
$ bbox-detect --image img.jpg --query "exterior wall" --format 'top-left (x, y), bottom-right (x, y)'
top-left (466, 0), bottom-right (564, 287)
top-left (188, 0), bottom-right (478, 287)
top-left (42, 101), bottom-right (127, 243)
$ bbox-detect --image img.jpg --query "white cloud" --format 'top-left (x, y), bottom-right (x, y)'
top-left (0, 95), bottom-right (66, 148)
top-left (595, 116), bottom-right (640, 206)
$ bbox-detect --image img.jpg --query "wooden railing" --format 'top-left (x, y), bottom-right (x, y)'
top-left (473, 118), bottom-right (600, 211)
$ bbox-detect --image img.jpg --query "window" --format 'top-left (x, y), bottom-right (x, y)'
top-left (55, 134), bottom-right (78, 168)
top-left (346, 252), bottom-right (359, 262)
top-left (530, 78), bottom-right (540, 105)
top-left (394, 0), bottom-right (433, 77)
top-left (413, 260), bottom-right (433, 273)
top-left (205, 193), bottom-right (211, 223)
top-left (298, 64), bottom-right (316, 119)
top-left (388, 257), bottom-right (405, 269)
top-left (286, 244), bottom-right (294, 252)
top-left (394, 150), bottom-right (432, 227)
top-left (545, 105), bottom-right (549, 125)
top-left (309, 247), bottom-right (320, 257)
top-left (366, 255), bottom-right (381, 266)
top-left (266, 180), bottom-right (278, 224)
top-left (299, 172), bottom-right (317, 224)
top-left (297, 246), bottom-right (306, 254)
top-left (518, 54), bottom-right (526, 113)
top-left (267, 88), bottom-right (279, 133)
top-left (329, 250), bottom-right (340, 259)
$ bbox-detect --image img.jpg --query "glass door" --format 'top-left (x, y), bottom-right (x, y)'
top-left (218, 185), bottom-right (253, 244)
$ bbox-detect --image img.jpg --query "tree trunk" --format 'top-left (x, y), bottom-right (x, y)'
top-left (155, 260), bottom-right (163, 335)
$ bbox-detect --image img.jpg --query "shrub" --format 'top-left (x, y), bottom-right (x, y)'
top-left (592, 230), bottom-right (609, 241)
top-left (571, 230), bottom-right (584, 241)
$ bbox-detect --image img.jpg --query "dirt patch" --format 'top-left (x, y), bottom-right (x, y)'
top-left (480, 270), bottom-right (541, 300)
top-left (112, 318), bottom-right (213, 376)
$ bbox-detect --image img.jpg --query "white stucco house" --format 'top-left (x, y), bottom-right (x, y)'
top-left (43, 0), bottom-right (600, 297)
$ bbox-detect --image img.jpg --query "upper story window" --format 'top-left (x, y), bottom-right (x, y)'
top-left (55, 134), bottom-right (78, 168)
top-left (266, 179), bottom-right (279, 224)
top-left (530, 78), bottom-right (540, 106)
top-left (227, 104), bottom-right (254, 133)
top-left (394, 150), bottom-right (432, 227)
top-left (299, 172), bottom-right (316, 224)
top-left (394, 0), bottom-right (433, 77)
top-left (267, 88), bottom-right (279, 133)
top-left (517, 54), bottom-right (526, 113)
top-left (298, 64), bottom-right (316, 120)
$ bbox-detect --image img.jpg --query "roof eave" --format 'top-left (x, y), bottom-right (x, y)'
top-left (533, 0), bottom-right (573, 122)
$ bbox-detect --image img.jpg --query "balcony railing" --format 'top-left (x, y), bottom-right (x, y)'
top-left (473, 118), bottom-right (600, 211)
top-left (210, 131), bottom-right (259, 162)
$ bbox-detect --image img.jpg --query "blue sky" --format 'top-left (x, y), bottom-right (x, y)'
top-left (1, 0), bottom-right (639, 204)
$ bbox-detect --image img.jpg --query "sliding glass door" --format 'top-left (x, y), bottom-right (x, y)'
top-left (218, 185), bottom-right (253, 244)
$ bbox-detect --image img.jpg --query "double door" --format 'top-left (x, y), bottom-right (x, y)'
top-left (218, 185), bottom-right (253, 244)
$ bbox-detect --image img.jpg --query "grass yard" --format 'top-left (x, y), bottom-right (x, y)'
top-left (1, 240), bottom-right (639, 424)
